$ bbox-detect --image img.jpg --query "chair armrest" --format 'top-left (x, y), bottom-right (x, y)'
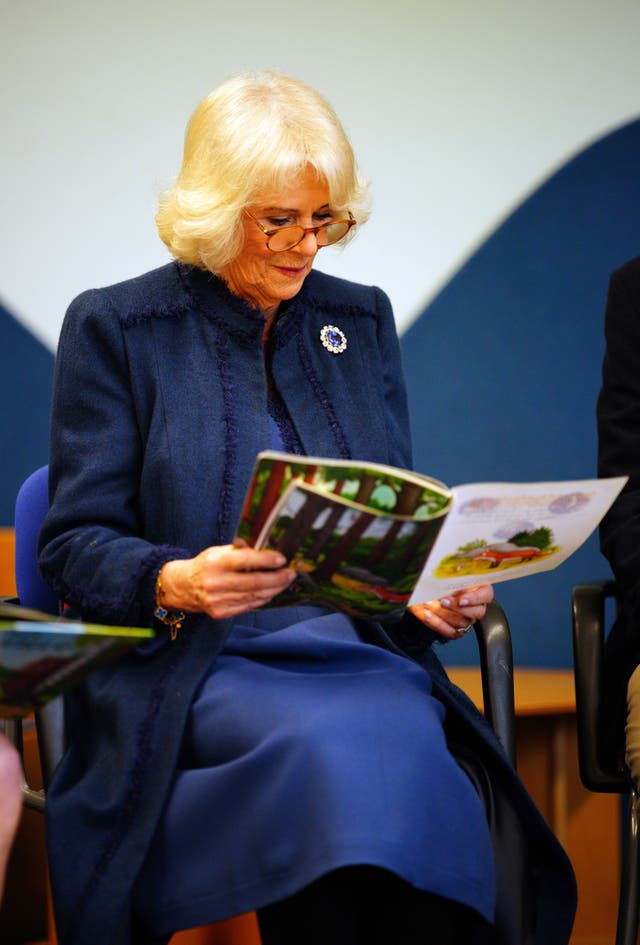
top-left (572, 580), bottom-right (627, 792)
top-left (473, 601), bottom-right (516, 768)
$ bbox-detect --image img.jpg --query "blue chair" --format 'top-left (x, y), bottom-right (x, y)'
top-left (5, 465), bottom-right (64, 808)
top-left (14, 465), bottom-right (58, 616)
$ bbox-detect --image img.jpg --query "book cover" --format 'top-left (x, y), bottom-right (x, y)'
top-left (0, 605), bottom-right (154, 717)
top-left (234, 451), bottom-right (627, 621)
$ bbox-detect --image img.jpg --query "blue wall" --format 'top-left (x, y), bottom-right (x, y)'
top-left (401, 118), bottom-right (640, 668)
top-left (0, 301), bottom-right (54, 525)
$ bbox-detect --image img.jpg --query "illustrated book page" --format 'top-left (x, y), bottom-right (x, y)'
top-left (235, 450), bottom-right (627, 620)
top-left (0, 607), bottom-right (153, 717)
top-left (408, 476), bottom-right (627, 602)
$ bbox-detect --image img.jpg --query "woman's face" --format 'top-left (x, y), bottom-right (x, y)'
top-left (220, 167), bottom-right (332, 320)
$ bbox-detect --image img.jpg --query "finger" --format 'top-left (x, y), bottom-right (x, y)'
top-left (446, 607), bottom-right (486, 631)
top-left (426, 598), bottom-right (478, 625)
top-left (219, 545), bottom-right (287, 571)
top-left (203, 565), bottom-right (296, 599)
top-left (441, 600), bottom-right (488, 623)
top-left (418, 604), bottom-right (471, 640)
top-left (203, 578), bottom-right (295, 620)
top-left (202, 545), bottom-right (287, 574)
top-left (438, 584), bottom-right (494, 609)
top-left (200, 565), bottom-right (296, 617)
top-left (238, 567), bottom-right (297, 593)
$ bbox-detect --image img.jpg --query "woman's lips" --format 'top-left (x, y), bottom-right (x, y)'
top-left (274, 264), bottom-right (307, 277)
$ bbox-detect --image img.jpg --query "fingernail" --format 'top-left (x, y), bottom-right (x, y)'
top-left (459, 597), bottom-right (469, 606)
top-left (439, 598), bottom-right (451, 608)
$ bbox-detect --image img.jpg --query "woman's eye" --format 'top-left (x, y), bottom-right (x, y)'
top-left (314, 212), bottom-right (333, 223)
top-left (266, 217), bottom-right (292, 228)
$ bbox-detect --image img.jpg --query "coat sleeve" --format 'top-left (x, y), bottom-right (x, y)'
top-left (38, 289), bottom-right (189, 628)
top-left (598, 258), bottom-right (640, 597)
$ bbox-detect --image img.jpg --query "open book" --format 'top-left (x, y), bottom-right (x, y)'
top-left (234, 450), bottom-right (627, 621)
top-left (0, 602), bottom-right (153, 717)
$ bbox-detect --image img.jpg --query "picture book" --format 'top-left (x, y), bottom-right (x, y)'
top-left (0, 602), bottom-right (154, 717)
top-left (234, 450), bottom-right (627, 621)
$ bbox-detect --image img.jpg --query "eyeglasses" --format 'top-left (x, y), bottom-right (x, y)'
top-left (245, 211), bottom-right (356, 252)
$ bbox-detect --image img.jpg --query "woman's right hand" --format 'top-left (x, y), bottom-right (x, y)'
top-left (157, 546), bottom-right (297, 620)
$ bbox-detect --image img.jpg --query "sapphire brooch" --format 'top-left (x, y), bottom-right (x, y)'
top-left (320, 324), bottom-right (347, 354)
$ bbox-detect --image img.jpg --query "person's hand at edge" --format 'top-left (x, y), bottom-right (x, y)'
top-left (0, 733), bottom-right (22, 905)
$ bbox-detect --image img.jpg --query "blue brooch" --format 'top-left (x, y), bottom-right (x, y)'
top-left (320, 324), bottom-right (347, 354)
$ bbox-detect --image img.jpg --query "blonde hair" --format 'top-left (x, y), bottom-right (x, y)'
top-left (155, 71), bottom-right (370, 272)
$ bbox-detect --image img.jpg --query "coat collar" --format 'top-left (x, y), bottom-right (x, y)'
top-left (177, 263), bottom-right (266, 342)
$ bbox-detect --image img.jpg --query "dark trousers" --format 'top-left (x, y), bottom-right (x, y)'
top-left (133, 866), bottom-right (495, 944)
top-left (256, 865), bottom-right (495, 945)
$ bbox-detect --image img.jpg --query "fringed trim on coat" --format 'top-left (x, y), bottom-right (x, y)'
top-left (294, 322), bottom-right (351, 459)
top-left (267, 388), bottom-right (304, 454)
top-left (178, 264), bottom-right (266, 346)
top-left (69, 629), bottom-right (191, 944)
top-left (42, 544), bottom-right (191, 628)
top-left (200, 308), bottom-right (265, 345)
top-left (213, 331), bottom-right (238, 541)
top-left (303, 294), bottom-right (381, 321)
top-left (118, 301), bottom-right (191, 328)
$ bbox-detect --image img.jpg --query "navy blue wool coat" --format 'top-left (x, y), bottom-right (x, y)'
top-left (39, 262), bottom-right (576, 945)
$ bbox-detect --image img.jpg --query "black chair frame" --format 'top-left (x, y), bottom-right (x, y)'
top-left (572, 580), bottom-right (640, 945)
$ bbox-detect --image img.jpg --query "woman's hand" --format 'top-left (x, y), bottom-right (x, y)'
top-left (407, 584), bottom-right (494, 641)
top-left (158, 546), bottom-right (297, 620)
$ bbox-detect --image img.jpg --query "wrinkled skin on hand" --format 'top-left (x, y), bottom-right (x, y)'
top-left (158, 545), bottom-right (298, 621)
top-left (408, 584), bottom-right (494, 641)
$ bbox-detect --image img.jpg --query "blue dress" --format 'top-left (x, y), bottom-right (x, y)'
top-left (132, 420), bottom-right (495, 935)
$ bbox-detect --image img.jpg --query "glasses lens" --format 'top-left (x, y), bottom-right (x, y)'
top-left (321, 221), bottom-right (351, 246)
top-left (267, 227), bottom-right (303, 252)
top-left (266, 220), bottom-right (352, 251)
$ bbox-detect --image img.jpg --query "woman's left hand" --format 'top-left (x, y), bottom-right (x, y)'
top-left (407, 584), bottom-right (494, 641)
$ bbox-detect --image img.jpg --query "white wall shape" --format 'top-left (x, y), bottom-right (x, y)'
top-left (2, 0), bottom-right (640, 350)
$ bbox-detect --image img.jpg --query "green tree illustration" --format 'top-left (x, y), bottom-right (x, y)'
top-left (509, 527), bottom-right (553, 550)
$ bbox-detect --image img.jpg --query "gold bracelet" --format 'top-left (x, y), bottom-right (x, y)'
top-left (154, 570), bottom-right (186, 641)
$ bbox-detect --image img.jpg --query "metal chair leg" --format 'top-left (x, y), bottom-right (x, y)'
top-left (616, 788), bottom-right (640, 945)
top-left (3, 718), bottom-right (45, 812)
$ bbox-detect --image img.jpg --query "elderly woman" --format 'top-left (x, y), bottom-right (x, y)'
top-left (39, 71), bottom-right (575, 945)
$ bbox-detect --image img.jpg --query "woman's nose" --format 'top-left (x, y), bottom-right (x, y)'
top-left (296, 230), bottom-right (320, 255)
